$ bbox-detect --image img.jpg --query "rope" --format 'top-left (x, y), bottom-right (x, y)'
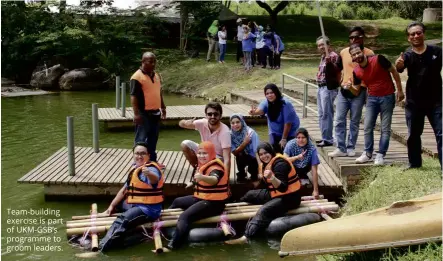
top-left (218, 212), bottom-right (236, 237)
top-left (79, 213), bottom-right (97, 246)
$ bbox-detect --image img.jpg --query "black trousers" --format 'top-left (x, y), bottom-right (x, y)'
top-left (241, 189), bottom-right (301, 238)
top-left (251, 48), bottom-right (256, 66)
top-left (295, 165), bottom-right (312, 180)
top-left (236, 41), bottom-right (244, 62)
top-left (168, 195), bottom-right (226, 248)
top-left (274, 50), bottom-right (283, 68)
top-left (256, 48), bottom-right (263, 66)
top-left (261, 47), bottom-right (274, 68)
top-left (405, 104), bottom-right (442, 168)
top-left (235, 152), bottom-right (259, 180)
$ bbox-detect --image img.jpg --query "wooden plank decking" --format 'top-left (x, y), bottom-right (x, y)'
top-left (281, 82), bottom-right (438, 158)
top-left (230, 90), bottom-right (411, 179)
top-left (98, 104), bottom-right (266, 129)
top-left (18, 147), bottom-right (342, 200)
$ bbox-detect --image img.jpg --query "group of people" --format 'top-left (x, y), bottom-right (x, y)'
top-left (96, 19), bottom-right (442, 253)
top-left (314, 22), bottom-right (441, 169)
top-left (206, 18), bottom-right (285, 71)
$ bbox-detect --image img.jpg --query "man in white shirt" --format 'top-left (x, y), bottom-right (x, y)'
top-left (235, 18), bottom-right (244, 65)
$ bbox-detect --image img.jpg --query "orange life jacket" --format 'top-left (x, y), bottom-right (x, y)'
top-left (126, 162), bottom-right (164, 204)
top-left (262, 154), bottom-right (300, 198)
top-left (130, 69), bottom-right (161, 111)
top-left (194, 159), bottom-right (230, 201)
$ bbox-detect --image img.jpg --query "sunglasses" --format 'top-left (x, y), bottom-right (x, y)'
top-left (408, 31), bottom-right (423, 37)
top-left (349, 35), bottom-right (363, 40)
top-left (206, 112), bottom-right (220, 117)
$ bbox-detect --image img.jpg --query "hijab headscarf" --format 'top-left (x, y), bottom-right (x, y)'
top-left (198, 141), bottom-right (217, 169)
top-left (230, 114), bottom-right (254, 156)
top-left (289, 128), bottom-right (315, 169)
top-left (264, 83), bottom-right (285, 122)
top-left (256, 142), bottom-right (276, 167)
top-left (208, 20), bottom-right (219, 36)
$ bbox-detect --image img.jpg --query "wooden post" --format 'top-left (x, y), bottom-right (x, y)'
top-left (91, 203), bottom-right (99, 252)
top-left (67, 116), bottom-right (75, 176)
top-left (92, 103), bottom-right (99, 153)
top-left (115, 76), bottom-right (120, 109)
top-left (303, 83), bottom-right (308, 118)
top-left (281, 74), bottom-right (285, 93)
top-left (121, 82), bottom-right (126, 118)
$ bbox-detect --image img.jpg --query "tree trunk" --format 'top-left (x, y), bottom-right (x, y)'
top-left (59, 0), bottom-right (66, 14)
top-left (179, 3), bottom-right (189, 52)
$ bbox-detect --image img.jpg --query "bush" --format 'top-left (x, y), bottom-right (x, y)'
top-left (377, 6), bottom-right (399, 19)
top-left (356, 6), bottom-right (376, 20)
top-left (335, 3), bottom-right (354, 19)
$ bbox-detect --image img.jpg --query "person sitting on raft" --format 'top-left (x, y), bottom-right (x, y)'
top-left (283, 128), bottom-right (320, 198)
top-left (225, 141), bottom-right (301, 245)
top-left (98, 142), bottom-right (164, 252)
top-left (166, 141), bottom-right (230, 250)
top-left (230, 113), bottom-right (260, 182)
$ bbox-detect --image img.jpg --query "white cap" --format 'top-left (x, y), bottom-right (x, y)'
top-left (236, 18), bottom-right (242, 23)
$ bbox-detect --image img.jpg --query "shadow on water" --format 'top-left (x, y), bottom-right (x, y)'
top-left (1, 91), bottom-right (316, 261)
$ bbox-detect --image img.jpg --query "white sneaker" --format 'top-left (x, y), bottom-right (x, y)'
top-left (374, 154), bottom-right (385, 165)
top-left (346, 149), bottom-right (356, 157)
top-left (328, 148), bottom-right (347, 157)
top-left (355, 152), bottom-right (372, 164)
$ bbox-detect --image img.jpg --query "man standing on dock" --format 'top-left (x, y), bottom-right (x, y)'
top-left (395, 22), bottom-right (442, 170)
top-left (179, 102), bottom-right (231, 176)
top-left (329, 27), bottom-right (373, 158)
top-left (350, 44), bottom-right (405, 165)
top-left (130, 52), bottom-right (166, 168)
top-left (315, 36), bottom-right (340, 148)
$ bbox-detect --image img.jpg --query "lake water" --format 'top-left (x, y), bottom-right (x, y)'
top-left (1, 91), bottom-right (313, 261)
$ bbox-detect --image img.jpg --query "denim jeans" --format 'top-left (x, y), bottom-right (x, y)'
top-left (99, 206), bottom-right (156, 252)
top-left (317, 87), bottom-right (338, 143)
top-left (134, 112), bottom-right (160, 162)
top-left (364, 94), bottom-right (395, 156)
top-left (405, 104), bottom-right (442, 168)
top-left (244, 51), bottom-right (252, 70)
top-left (219, 43), bottom-right (226, 62)
top-left (335, 89), bottom-right (366, 152)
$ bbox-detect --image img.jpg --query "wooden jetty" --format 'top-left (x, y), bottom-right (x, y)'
top-left (280, 82), bottom-right (438, 158)
top-left (230, 90), bottom-right (412, 184)
top-left (98, 104), bottom-right (266, 129)
top-left (18, 147), bottom-right (342, 200)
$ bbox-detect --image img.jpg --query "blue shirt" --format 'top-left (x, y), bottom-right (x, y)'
top-left (283, 140), bottom-right (320, 168)
top-left (258, 97), bottom-right (300, 137)
top-left (274, 34), bottom-right (284, 52)
top-left (125, 165), bottom-right (162, 218)
top-left (242, 32), bottom-right (255, 52)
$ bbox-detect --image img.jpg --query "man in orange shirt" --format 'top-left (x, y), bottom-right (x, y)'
top-left (328, 27), bottom-right (374, 158)
top-left (130, 52), bottom-right (166, 168)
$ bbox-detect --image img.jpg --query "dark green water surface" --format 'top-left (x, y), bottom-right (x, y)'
top-left (1, 91), bottom-right (312, 261)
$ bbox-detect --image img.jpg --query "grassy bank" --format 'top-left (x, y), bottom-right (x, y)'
top-left (161, 57), bottom-right (318, 100)
top-left (319, 158), bottom-right (442, 261)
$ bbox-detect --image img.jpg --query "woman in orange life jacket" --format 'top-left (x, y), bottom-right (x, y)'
top-left (98, 142), bottom-right (164, 252)
top-left (166, 141), bottom-right (230, 250)
top-left (225, 141), bottom-right (301, 245)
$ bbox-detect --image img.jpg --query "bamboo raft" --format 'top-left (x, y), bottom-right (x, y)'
top-left (67, 195), bottom-right (339, 252)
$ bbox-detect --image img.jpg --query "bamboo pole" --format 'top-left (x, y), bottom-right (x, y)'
top-left (70, 199), bottom-right (329, 221)
top-left (153, 230), bottom-right (163, 254)
top-left (67, 201), bottom-right (335, 227)
top-left (221, 223), bottom-right (233, 237)
top-left (66, 204), bottom-right (339, 236)
top-left (90, 203), bottom-right (99, 252)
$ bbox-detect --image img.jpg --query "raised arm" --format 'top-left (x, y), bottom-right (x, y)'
top-left (179, 118), bottom-right (196, 130)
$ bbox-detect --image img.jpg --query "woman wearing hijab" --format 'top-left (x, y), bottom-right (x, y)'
top-left (225, 142), bottom-right (301, 245)
top-left (262, 24), bottom-right (276, 69)
top-left (166, 141), bottom-right (230, 250)
top-left (242, 25), bottom-right (256, 71)
top-left (99, 142), bottom-right (164, 251)
top-left (273, 32), bottom-right (284, 69)
top-left (283, 128), bottom-right (320, 198)
top-left (230, 113), bottom-right (260, 182)
top-left (249, 83), bottom-right (300, 153)
top-left (206, 20), bottom-right (219, 62)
